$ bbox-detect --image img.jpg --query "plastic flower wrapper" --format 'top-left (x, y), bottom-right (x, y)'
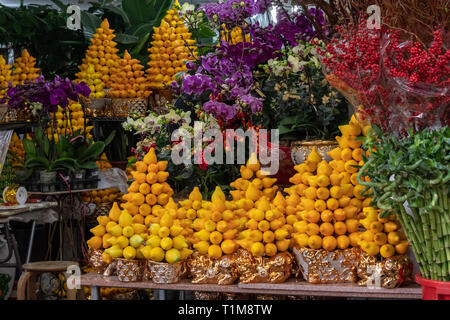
top-left (380, 28), bottom-right (450, 134)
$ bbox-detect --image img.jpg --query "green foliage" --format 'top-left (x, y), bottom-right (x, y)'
top-left (0, 4), bottom-right (88, 79)
top-left (255, 41), bottom-right (349, 142)
top-left (72, 0), bottom-right (174, 63)
top-left (359, 126), bottom-right (450, 281)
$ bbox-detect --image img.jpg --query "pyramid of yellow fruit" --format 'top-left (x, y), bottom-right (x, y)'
top-left (229, 153), bottom-right (278, 201)
top-left (188, 186), bottom-right (243, 259)
top-left (8, 132), bottom-right (25, 167)
top-left (220, 25), bottom-right (250, 44)
top-left (146, 1), bottom-right (197, 88)
top-left (11, 49), bottom-right (40, 85)
top-left (75, 19), bottom-right (120, 99)
top-left (108, 50), bottom-right (151, 99)
top-left (46, 103), bottom-right (93, 142)
top-left (0, 55), bottom-right (12, 98)
top-left (286, 115), bottom-right (409, 257)
top-left (236, 191), bottom-right (294, 258)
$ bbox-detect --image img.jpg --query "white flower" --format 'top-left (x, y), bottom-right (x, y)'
top-left (322, 96), bottom-right (330, 104)
top-left (180, 2), bottom-right (195, 15)
top-left (182, 111), bottom-right (192, 125)
top-left (288, 55), bottom-right (301, 73)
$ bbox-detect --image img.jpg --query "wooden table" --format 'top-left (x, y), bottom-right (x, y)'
top-left (0, 202), bottom-right (58, 274)
top-left (80, 272), bottom-right (422, 300)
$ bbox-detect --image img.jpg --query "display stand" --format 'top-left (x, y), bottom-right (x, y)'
top-left (80, 272), bottom-right (422, 300)
top-left (28, 189), bottom-right (99, 261)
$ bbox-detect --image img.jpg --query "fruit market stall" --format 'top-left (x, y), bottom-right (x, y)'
top-left (0, 0), bottom-right (448, 302)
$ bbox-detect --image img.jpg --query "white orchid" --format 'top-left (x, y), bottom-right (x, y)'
top-left (180, 2), bottom-right (195, 15)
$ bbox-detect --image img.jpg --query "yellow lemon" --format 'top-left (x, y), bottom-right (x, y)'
top-left (221, 239), bottom-right (237, 254)
top-left (265, 243), bottom-right (278, 256)
top-left (319, 222), bottom-right (334, 236)
top-left (294, 233), bottom-right (309, 247)
top-left (276, 239), bottom-right (290, 252)
top-left (306, 223), bottom-right (320, 236)
top-left (208, 245), bottom-right (222, 259)
top-left (308, 235), bottom-right (322, 249)
top-left (322, 236), bottom-right (337, 251)
top-left (210, 231), bottom-right (223, 245)
top-left (122, 225), bottom-right (134, 238)
top-left (250, 242), bottom-right (265, 257)
top-left (334, 221), bottom-right (347, 235)
top-left (293, 220), bottom-right (308, 233)
top-left (316, 175), bottom-right (330, 187)
top-left (158, 226), bottom-right (170, 238)
top-left (123, 246), bottom-right (136, 260)
top-left (165, 248), bottom-right (181, 264)
top-left (320, 210), bottom-right (333, 223)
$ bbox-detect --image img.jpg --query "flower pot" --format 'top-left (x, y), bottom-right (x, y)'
top-left (415, 274), bottom-right (450, 300)
top-left (291, 140), bottom-right (339, 165)
top-left (72, 170), bottom-right (86, 181)
top-left (72, 170), bottom-right (86, 190)
top-left (39, 170), bottom-right (56, 193)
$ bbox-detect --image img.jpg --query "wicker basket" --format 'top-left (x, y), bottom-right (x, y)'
top-left (111, 98), bottom-right (148, 117)
top-left (291, 140), bottom-right (338, 165)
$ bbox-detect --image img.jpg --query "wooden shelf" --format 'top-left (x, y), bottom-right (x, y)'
top-left (80, 272), bottom-right (422, 299)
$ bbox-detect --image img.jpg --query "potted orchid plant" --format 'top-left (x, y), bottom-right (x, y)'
top-left (1, 75), bottom-right (91, 191)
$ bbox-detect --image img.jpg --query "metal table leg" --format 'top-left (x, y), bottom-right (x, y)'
top-left (0, 222), bottom-right (22, 275)
top-left (158, 289), bottom-right (166, 300)
top-left (91, 286), bottom-right (100, 300)
top-left (25, 220), bottom-right (36, 264)
top-left (179, 291), bottom-right (185, 300)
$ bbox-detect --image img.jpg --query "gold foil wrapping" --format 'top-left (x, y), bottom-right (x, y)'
top-left (145, 260), bottom-right (185, 284)
top-left (234, 249), bottom-right (293, 284)
top-left (115, 258), bottom-right (146, 282)
top-left (192, 291), bottom-right (222, 300)
top-left (3, 186), bottom-right (18, 204)
top-left (186, 253), bottom-right (238, 285)
top-left (88, 248), bottom-right (108, 274)
top-left (357, 254), bottom-right (413, 289)
top-left (293, 246), bottom-right (361, 284)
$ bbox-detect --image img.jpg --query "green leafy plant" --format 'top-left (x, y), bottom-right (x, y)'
top-left (0, 3), bottom-right (88, 79)
top-left (358, 125), bottom-right (450, 281)
top-left (53, 0), bottom-right (173, 63)
top-left (70, 130), bottom-right (115, 170)
top-left (255, 41), bottom-right (349, 142)
top-left (22, 128), bottom-right (77, 174)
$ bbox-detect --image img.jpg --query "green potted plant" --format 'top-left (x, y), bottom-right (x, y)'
top-left (359, 126), bottom-right (450, 298)
top-left (22, 128), bottom-right (77, 192)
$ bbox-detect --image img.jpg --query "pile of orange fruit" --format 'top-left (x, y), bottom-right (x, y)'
top-left (146, 1), bottom-right (197, 88)
top-left (108, 50), bottom-right (151, 99)
top-left (96, 153), bottom-right (113, 170)
top-left (75, 19), bottom-right (120, 99)
top-left (8, 132), bottom-right (25, 167)
top-left (229, 153), bottom-right (278, 201)
top-left (81, 188), bottom-right (123, 206)
top-left (220, 26), bottom-right (250, 44)
top-left (11, 49), bottom-right (40, 85)
top-left (0, 55), bottom-right (12, 98)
